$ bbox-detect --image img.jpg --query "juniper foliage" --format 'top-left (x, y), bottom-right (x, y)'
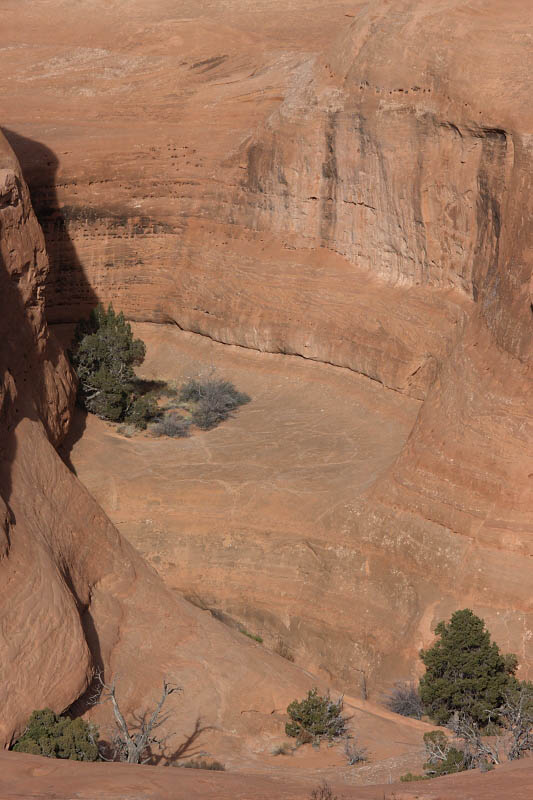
top-left (419, 609), bottom-right (517, 726)
top-left (13, 708), bottom-right (99, 761)
top-left (70, 304), bottom-right (149, 425)
top-left (285, 688), bottom-right (346, 742)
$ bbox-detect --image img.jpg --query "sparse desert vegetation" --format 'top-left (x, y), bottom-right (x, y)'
top-left (180, 759), bottom-right (225, 770)
top-left (239, 626), bottom-right (263, 643)
top-left (3, 0), bottom-right (533, 796)
top-left (309, 781), bottom-right (338, 800)
top-left (179, 377), bottom-right (250, 430)
top-left (343, 736), bottom-right (368, 765)
top-left (273, 637), bottom-right (295, 662)
top-left (13, 709), bottom-right (99, 761)
top-left (285, 689), bottom-right (347, 744)
top-left (271, 741), bottom-right (293, 756)
top-left (419, 609), bottom-right (518, 727)
top-left (384, 682), bottom-right (424, 719)
top-left (70, 305), bottom-right (250, 437)
top-left (397, 611), bottom-right (533, 781)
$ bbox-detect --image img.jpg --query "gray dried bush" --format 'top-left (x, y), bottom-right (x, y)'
top-left (273, 637), bottom-right (294, 662)
top-left (271, 742), bottom-right (292, 756)
top-left (384, 682), bottom-right (424, 719)
top-left (180, 378), bottom-right (250, 430)
top-left (310, 781), bottom-right (338, 800)
top-left (344, 736), bottom-right (368, 765)
top-left (150, 413), bottom-right (190, 438)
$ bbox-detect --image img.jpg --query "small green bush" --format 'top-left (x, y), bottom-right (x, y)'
top-left (285, 688), bottom-right (346, 743)
top-left (425, 745), bottom-right (466, 777)
top-left (13, 709), bottom-right (99, 761)
top-left (240, 627), bottom-right (263, 643)
top-left (412, 730), bottom-right (468, 780)
top-left (125, 395), bottom-right (158, 429)
top-left (400, 772), bottom-right (429, 782)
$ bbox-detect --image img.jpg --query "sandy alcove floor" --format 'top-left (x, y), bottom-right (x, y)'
top-left (63, 321), bottom-right (419, 588)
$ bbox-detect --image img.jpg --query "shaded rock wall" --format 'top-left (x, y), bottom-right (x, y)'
top-left (0, 131), bottom-right (322, 750)
top-left (9, 2), bottom-right (529, 399)
top-left (0, 0), bottom-right (531, 712)
top-left (45, 0), bottom-right (532, 688)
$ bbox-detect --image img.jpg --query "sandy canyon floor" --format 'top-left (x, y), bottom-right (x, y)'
top-left (63, 321), bottom-right (419, 594)
top-left (55, 321), bottom-right (430, 783)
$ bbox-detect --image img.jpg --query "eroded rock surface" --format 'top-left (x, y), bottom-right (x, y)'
top-left (0, 131), bottom-right (342, 769)
top-left (3, 750), bottom-right (533, 800)
top-left (0, 126), bottom-right (438, 794)
top-left (62, 321), bottom-right (421, 697)
top-left (2, 0), bottom-right (474, 399)
top-left (1, 0), bottom-right (532, 795)
top-left (11, 0), bottom-right (528, 695)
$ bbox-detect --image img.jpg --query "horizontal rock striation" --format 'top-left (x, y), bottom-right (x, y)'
top-left (0, 0), bottom-right (532, 734)
top-left (0, 131), bottom-right (326, 753)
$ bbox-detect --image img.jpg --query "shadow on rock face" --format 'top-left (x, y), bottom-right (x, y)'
top-left (2, 127), bottom-right (97, 462)
top-left (2, 127), bottom-right (98, 324)
top-left (0, 246), bottom-right (38, 507)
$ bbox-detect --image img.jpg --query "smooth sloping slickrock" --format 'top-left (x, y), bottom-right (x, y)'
top-left (2, 750), bottom-right (533, 800)
top-left (0, 129), bottom-right (325, 760)
top-left (1, 0), bottom-right (471, 399)
top-left (2, 1), bottom-right (533, 794)
top-left (55, 0), bottom-right (532, 697)
top-left (62, 321), bottom-right (422, 700)
top-left (0, 126), bottom-right (439, 792)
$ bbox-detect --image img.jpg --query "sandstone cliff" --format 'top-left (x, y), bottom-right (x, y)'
top-left (0, 131), bottom-right (328, 755)
top-left (1, 0), bottom-right (532, 754)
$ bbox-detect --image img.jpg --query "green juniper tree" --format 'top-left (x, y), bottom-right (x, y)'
top-left (419, 609), bottom-right (517, 726)
top-left (70, 303), bottom-right (154, 426)
top-left (13, 708), bottom-right (99, 761)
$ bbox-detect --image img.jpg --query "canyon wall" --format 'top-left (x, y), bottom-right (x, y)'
top-left (0, 130), bottom-right (325, 752)
top-left (5, 3), bottom-right (530, 398)
top-left (1, 0), bottom-right (532, 709)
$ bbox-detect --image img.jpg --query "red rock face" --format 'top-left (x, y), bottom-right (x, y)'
top-left (4, 746), bottom-right (533, 799)
top-left (0, 0), bottom-right (532, 781)
top-left (0, 132), bottom-right (341, 760)
top-left (0, 130), bottom-right (85, 742)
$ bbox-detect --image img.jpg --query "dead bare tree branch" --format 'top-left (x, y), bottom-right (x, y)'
top-left (447, 712), bottom-right (500, 767)
top-left (91, 672), bottom-right (181, 764)
top-left (497, 685), bottom-right (533, 761)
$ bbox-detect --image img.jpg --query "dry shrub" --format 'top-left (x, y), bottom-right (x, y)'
top-left (181, 758), bottom-right (225, 771)
top-left (150, 413), bottom-right (190, 438)
top-left (180, 378), bottom-right (250, 430)
top-left (344, 736), bottom-right (368, 765)
top-left (274, 637), bottom-right (294, 662)
top-left (310, 781), bottom-right (338, 800)
top-left (384, 682), bottom-right (424, 719)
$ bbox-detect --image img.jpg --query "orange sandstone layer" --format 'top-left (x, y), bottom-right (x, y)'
top-left (0, 130), bottom-right (331, 765)
top-left (41, 0), bottom-right (532, 694)
top-left (1, 0), bottom-right (532, 777)
top-left (2, 750), bottom-right (533, 800)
